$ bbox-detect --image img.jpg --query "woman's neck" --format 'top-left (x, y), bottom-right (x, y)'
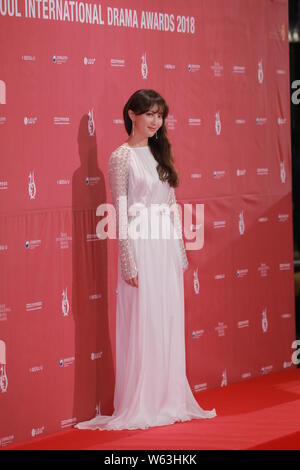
top-left (125, 137), bottom-right (149, 148)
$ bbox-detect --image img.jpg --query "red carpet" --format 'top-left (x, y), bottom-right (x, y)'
top-left (4, 368), bottom-right (300, 450)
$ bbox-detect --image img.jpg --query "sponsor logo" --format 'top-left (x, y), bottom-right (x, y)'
top-left (31, 426), bottom-right (45, 437)
top-left (215, 322), bottom-right (228, 337)
top-left (232, 65), bottom-right (246, 74)
top-left (236, 268), bottom-right (248, 278)
top-left (213, 220), bottom-right (226, 229)
top-left (24, 116), bottom-right (37, 125)
top-left (110, 58), bottom-right (125, 67)
top-left (0, 181), bottom-right (8, 190)
top-left (187, 64), bottom-right (200, 72)
top-left (258, 262), bottom-right (270, 278)
top-left (56, 232), bottom-right (72, 250)
top-left (166, 115), bottom-right (177, 130)
top-left (52, 55), bottom-right (68, 65)
top-left (279, 263), bottom-right (291, 271)
top-left (188, 118), bottom-right (201, 126)
top-left (59, 357), bottom-right (75, 368)
top-left (256, 117), bottom-right (267, 125)
top-left (192, 329), bottom-right (204, 339)
top-left (26, 301), bottom-right (43, 312)
top-left (211, 62), bottom-right (223, 77)
top-left (22, 55), bottom-right (36, 61)
top-left (53, 117), bottom-right (70, 125)
top-left (25, 240), bottom-right (41, 250)
top-left (194, 383), bottom-right (207, 392)
top-left (91, 352), bottom-right (103, 361)
top-left (83, 57), bottom-right (96, 65)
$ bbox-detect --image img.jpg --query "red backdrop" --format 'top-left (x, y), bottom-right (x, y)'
top-left (0, 0), bottom-right (296, 447)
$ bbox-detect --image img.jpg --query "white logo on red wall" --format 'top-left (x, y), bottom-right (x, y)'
top-left (215, 111), bottom-right (221, 135)
top-left (262, 308), bottom-right (268, 333)
top-left (88, 109), bottom-right (95, 136)
top-left (84, 57), bottom-right (96, 66)
top-left (0, 340), bottom-right (8, 393)
top-left (280, 161), bottom-right (286, 183)
top-left (28, 171), bottom-right (36, 200)
top-left (62, 288), bottom-right (70, 316)
top-left (258, 59), bottom-right (264, 84)
top-left (0, 80), bottom-right (6, 104)
top-left (238, 210), bottom-right (245, 235)
top-left (31, 426), bottom-right (45, 437)
top-left (95, 401), bottom-right (101, 416)
top-left (193, 268), bottom-right (199, 294)
top-left (52, 55), bottom-right (68, 65)
top-left (221, 369), bottom-right (227, 387)
top-left (141, 52), bottom-right (148, 79)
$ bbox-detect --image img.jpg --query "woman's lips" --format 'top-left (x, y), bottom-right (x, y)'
top-left (149, 127), bottom-right (156, 131)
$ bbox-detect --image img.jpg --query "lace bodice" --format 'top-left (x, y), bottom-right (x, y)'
top-left (108, 144), bottom-right (188, 281)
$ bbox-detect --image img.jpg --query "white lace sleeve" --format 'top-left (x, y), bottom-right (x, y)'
top-left (168, 186), bottom-right (189, 272)
top-left (108, 146), bottom-right (138, 281)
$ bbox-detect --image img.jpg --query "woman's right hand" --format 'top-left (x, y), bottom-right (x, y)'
top-left (125, 274), bottom-right (138, 288)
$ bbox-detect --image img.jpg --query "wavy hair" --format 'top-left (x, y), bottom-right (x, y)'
top-left (123, 89), bottom-right (179, 187)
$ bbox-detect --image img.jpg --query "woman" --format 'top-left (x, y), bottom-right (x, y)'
top-left (75, 89), bottom-right (216, 431)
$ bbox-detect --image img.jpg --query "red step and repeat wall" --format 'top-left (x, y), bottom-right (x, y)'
top-left (0, 0), bottom-right (296, 447)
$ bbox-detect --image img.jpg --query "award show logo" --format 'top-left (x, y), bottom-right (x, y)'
top-left (215, 111), bottom-right (221, 135)
top-left (238, 210), bottom-right (245, 235)
top-left (221, 369), bottom-right (227, 387)
top-left (28, 171), bottom-right (36, 200)
top-left (62, 288), bottom-right (70, 317)
top-left (280, 161), bottom-right (286, 183)
top-left (258, 59), bottom-right (264, 84)
top-left (88, 109), bottom-right (95, 136)
top-left (0, 80), bottom-right (6, 104)
top-left (95, 401), bottom-right (101, 416)
top-left (141, 52), bottom-right (148, 79)
top-left (193, 268), bottom-right (200, 294)
top-left (0, 340), bottom-right (8, 393)
top-left (262, 307), bottom-right (268, 333)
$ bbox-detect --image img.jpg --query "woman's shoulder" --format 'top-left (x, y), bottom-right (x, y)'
top-left (110, 143), bottom-right (132, 160)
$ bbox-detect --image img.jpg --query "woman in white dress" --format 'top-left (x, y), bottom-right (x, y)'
top-left (75, 89), bottom-right (216, 431)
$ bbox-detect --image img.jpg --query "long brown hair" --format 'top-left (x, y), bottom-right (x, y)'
top-left (123, 89), bottom-right (179, 188)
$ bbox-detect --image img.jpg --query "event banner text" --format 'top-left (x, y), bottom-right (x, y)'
top-left (0, 0), bottom-right (196, 33)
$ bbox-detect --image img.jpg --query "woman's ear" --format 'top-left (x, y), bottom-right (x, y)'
top-left (128, 109), bottom-right (135, 122)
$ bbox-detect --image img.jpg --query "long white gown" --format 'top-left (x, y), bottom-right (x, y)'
top-left (74, 143), bottom-right (216, 431)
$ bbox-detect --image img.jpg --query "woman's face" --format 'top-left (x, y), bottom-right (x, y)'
top-left (131, 104), bottom-right (163, 138)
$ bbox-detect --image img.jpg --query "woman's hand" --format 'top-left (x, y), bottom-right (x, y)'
top-left (125, 274), bottom-right (138, 288)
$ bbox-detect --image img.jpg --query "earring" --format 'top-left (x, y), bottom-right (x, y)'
top-left (132, 121), bottom-right (135, 136)
top-left (155, 130), bottom-right (158, 140)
